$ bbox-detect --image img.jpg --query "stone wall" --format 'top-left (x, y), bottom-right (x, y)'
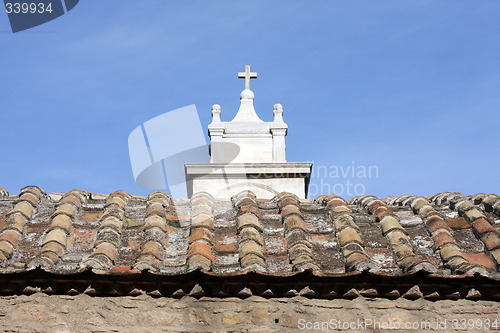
top-left (0, 294), bottom-right (498, 332)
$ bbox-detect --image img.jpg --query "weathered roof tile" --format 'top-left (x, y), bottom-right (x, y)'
top-left (432, 229), bottom-right (457, 249)
top-left (93, 242), bottom-right (118, 262)
top-left (0, 229), bottom-right (21, 247)
top-left (0, 187), bottom-right (498, 298)
top-left (482, 233), bottom-right (500, 251)
top-left (380, 216), bottom-right (404, 235)
top-left (472, 218), bottom-right (496, 234)
top-left (237, 213), bottom-right (261, 232)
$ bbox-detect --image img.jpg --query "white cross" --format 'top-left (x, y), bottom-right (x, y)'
top-left (238, 65), bottom-right (257, 90)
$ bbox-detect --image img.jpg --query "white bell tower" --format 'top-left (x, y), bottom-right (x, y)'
top-left (185, 66), bottom-right (312, 199)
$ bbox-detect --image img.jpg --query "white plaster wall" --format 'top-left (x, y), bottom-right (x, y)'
top-left (192, 177), bottom-right (306, 199)
top-left (211, 136), bottom-right (273, 163)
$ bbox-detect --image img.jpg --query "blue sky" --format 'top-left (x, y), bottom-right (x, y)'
top-left (1, 1), bottom-right (499, 199)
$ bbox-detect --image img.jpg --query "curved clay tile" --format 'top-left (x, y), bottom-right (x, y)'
top-left (233, 191), bottom-right (266, 271)
top-left (318, 195), bottom-right (379, 272)
top-left (28, 190), bottom-right (86, 269)
top-left (432, 192), bottom-right (500, 270)
top-left (0, 186), bottom-right (45, 264)
top-left (0, 188), bottom-right (498, 299)
top-left (353, 195), bottom-right (437, 273)
top-left (82, 191), bottom-right (131, 271)
top-left (187, 191), bottom-right (214, 271)
top-left (277, 192), bottom-right (318, 271)
top-left (392, 194), bottom-right (488, 275)
top-left (134, 191), bottom-right (170, 272)
top-left (0, 186), bottom-right (9, 197)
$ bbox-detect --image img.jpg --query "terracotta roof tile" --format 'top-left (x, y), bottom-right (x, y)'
top-left (82, 191), bottom-right (128, 270)
top-left (283, 214), bottom-right (307, 233)
top-left (236, 191), bottom-right (266, 270)
top-left (446, 217), bottom-right (471, 229)
top-left (396, 195), bottom-right (487, 274)
top-left (4, 214), bottom-right (27, 234)
top-left (380, 216), bottom-right (404, 235)
top-left (462, 252), bottom-right (496, 269)
top-left (239, 227), bottom-right (263, 245)
top-left (473, 218), bottom-right (497, 234)
top-left (432, 229), bottom-right (457, 249)
top-left (0, 239), bottom-right (14, 256)
top-left (432, 192), bottom-right (500, 269)
top-left (237, 213), bottom-right (262, 232)
top-left (482, 233), bottom-right (500, 251)
top-left (0, 187), bottom-right (499, 299)
top-left (0, 187), bottom-right (46, 263)
top-left (0, 186), bottom-right (8, 197)
top-left (324, 196), bottom-right (377, 271)
top-left (491, 248), bottom-right (500, 263)
top-left (0, 228), bottom-right (21, 246)
top-left (96, 241), bottom-right (119, 260)
top-left (352, 195), bottom-right (434, 273)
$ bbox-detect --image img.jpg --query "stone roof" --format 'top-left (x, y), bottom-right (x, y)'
top-left (0, 185), bottom-right (499, 300)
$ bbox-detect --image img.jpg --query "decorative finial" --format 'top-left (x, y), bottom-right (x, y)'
top-left (211, 104), bottom-right (221, 123)
top-left (273, 103), bottom-right (285, 124)
top-left (238, 65), bottom-right (257, 90)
